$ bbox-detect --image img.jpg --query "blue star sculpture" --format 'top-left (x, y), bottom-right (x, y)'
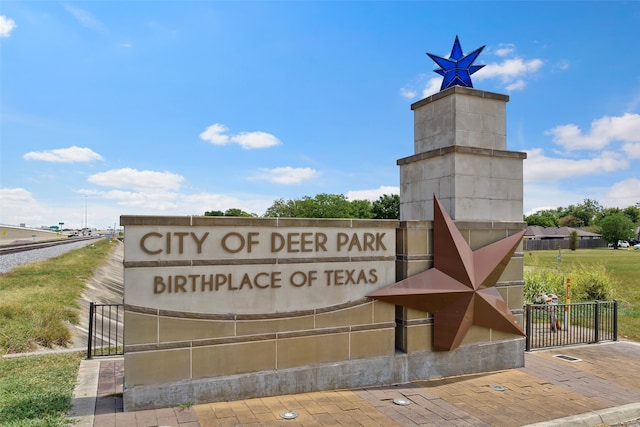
top-left (427, 36), bottom-right (485, 91)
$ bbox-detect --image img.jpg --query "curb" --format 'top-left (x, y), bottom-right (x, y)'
top-left (68, 358), bottom-right (101, 427)
top-left (523, 402), bottom-right (640, 427)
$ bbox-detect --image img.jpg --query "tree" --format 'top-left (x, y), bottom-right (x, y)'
top-left (264, 194), bottom-right (356, 218)
top-left (559, 214), bottom-right (584, 228)
top-left (204, 208), bottom-right (256, 217)
top-left (568, 230), bottom-right (578, 251)
top-left (371, 194), bottom-right (400, 219)
top-left (263, 193), bottom-right (398, 219)
top-left (224, 208), bottom-right (256, 217)
top-left (524, 209), bottom-right (559, 227)
top-left (622, 206), bottom-right (640, 225)
top-left (349, 199), bottom-right (375, 219)
top-left (560, 199), bottom-right (603, 227)
top-left (575, 198), bottom-right (603, 226)
top-left (600, 213), bottom-right (635, 248)
top-left (263, 198), bottom-right (298, 218)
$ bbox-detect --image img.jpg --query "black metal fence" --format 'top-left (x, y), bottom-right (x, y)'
top-left (524, 301), bottom-right (617, 351)
top-left (87, 302), bottom-right (124, 358)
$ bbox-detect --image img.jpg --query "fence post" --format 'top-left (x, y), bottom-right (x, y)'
top-left (87, 302), bottom-right (94, 359)
top-left (525, 304), bottom-right (532, 352)
top-left (594, 300), bottom-right (600, 343)
top-left (613, 300), bottom-right (618, 341)
top-left (564, 278), bottom-right (571, 330)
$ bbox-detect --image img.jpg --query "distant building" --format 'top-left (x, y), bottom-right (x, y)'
top-left (523, 226), bottom-right (605, 250)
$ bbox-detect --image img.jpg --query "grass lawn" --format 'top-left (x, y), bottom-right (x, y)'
top-left (524, 247), bottom-right (640, 341)
top-left (0, 239), bottom-right (114, 355)
top-left (0, 239), bottom-right (115, 425)
top-left (0, 352), bottom-right (83, 427)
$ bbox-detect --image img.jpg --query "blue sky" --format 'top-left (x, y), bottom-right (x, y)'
top-left (1, 1), bottom-right (639, 230)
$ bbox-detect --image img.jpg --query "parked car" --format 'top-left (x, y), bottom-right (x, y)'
top-left (634, 243), bottom-right (640, 250)
top-left (608, 240), bottom-right (631, 248)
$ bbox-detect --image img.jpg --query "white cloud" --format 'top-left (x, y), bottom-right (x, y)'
top-left (87, 168), bottom-right (185, 191)
top-left (346, 186), bottom-right (399, 201)
top-left (603, 178), bottom-right (640, 208)
top-left (252, 167), bottom-right (318, 184)
top-left (23, 146), bottom-right (104, 163)
top-left (399, 88), bottom-right (417, 100)
top-left (493, 44), bottom-right (515, 57)
top-left (475, 57), bottom-right (543, 91)
top-left (506, 79), bottom-right (526, 91)
top-left (182, 192), bottom-right (250, 211)
top-left (547, 113), bottom-right (640, 151)
top-left (524, 183), bottom-right (592, 216)
top-left (200, 123), bottom-right (281, 149)
top-left (199, 124), bottom-right (230, 145)
top-left (96, 189), bottom-right (180, 210)
top-left (64, 5), bottom-right (105, 32)
top-left (0, 187), bottom-right (44, 225)
top-left (231, 132), bottom-right (281, 149)
top-left (0, 15), bottom-right (16, 37)
top-left (81, 189), bottom-right (271, 216)
top-left (422, 77), bottom-right (443, 98)
top-left (622, 142), bottom-right (640, 159)
top-left (0, 187), bottom-right (38, 208)
top-left (524, 148), bottom-right (629, 182)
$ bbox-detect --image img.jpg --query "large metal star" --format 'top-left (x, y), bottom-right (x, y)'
top-left (367, 197), bottom-right (526, 351)
top-left (427, 35), bottom-right (485, 91)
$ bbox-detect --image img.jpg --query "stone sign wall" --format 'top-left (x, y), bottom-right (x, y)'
top-left (121, 86), bottom-right (527, 411)
top-left (121, 216), bottom-right (399, 410)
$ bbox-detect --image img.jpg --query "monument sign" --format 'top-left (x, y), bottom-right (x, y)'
top-left (121, 37), bottom-right (527, 410)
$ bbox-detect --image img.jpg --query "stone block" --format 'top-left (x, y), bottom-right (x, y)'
top-left (192, 340), bottom-right (276, 378)
top-left (236, 315), bottom-right (315, 335)
top-left (315, 303), bottom-right (374, 328)
top-left (125, 349), bottom-right (190, 386)
top-left (406, 323), bottom-right (433, 352)
top-left (373, 300), bottom-right (395, 323)
top-left (350, 328), bottom-right (395, 359)
top-left (159, 316), bottom-right (235, 342)
top-left (460, 325), bottom-right (491, 345)
top-left (277, 333), bottom-right (350, 369)
top-left (124, 311), bottom-right (157, 345)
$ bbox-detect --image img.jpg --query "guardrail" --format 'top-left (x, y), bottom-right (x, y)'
top-left (87, 302), bottom-right (124, 358)
top-left (524, 300), bottom-right (617, 351)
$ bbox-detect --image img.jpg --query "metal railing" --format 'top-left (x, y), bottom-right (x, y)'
top-left (87, 302), bottom-right (124, 358)
top-left (524, 300), bottom-right (617, 351)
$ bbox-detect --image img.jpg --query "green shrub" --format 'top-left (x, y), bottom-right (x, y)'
top-left (566, 263), bottom-right (614, 301)
top-left (523, 269), bottom-right (565, 304)
top-left (32, 308), bottom-right (72, 348)
top-left (524, 262), bottom-right (614, 305)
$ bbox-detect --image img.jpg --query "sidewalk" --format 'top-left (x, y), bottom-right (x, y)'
top-left (71, 341), bottom-right (640, 426)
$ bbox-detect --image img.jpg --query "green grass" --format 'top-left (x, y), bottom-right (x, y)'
top-left (0, 240), bottom-right (114, 355)
top-left (0, 240), bottom-right (115, 426)
top-left (524, 247), bottom-right (640, 341)
top-left (0, 352), bottom-right (83, 427)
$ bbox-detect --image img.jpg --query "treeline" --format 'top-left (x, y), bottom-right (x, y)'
top-left (205, 193), bottom-right (400, 220)
top-left (205, 195), bottom-right (639, 246)
top-left (525, 198), bottom-right (640, 246)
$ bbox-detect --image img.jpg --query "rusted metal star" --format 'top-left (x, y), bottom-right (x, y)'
top-left (367, 197), bottom-right (526, 351)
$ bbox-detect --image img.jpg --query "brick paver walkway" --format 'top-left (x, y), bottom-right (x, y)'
top-left (85, 341), bottom-right (640, 426)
